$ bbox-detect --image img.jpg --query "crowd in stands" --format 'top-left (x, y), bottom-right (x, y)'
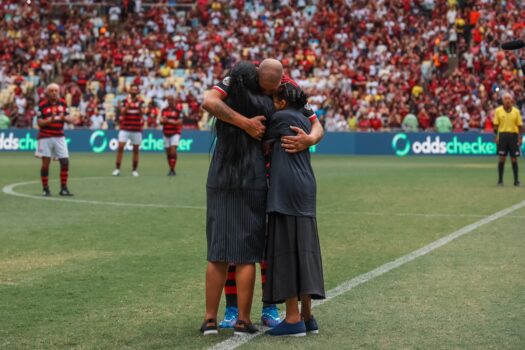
top-left (1, 0), bottom-right (525, 132)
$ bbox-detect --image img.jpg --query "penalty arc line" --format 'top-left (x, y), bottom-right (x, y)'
top-left (1, 179), bottom-right (204, 210)
top-left (207, 198), bottom-right (525, 350)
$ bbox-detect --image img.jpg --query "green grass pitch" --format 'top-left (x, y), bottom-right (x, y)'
top-left (1, 153), bottom-right (524, 349)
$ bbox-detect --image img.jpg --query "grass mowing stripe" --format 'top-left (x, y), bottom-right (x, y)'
top-left (208, 198), bottom-right (525, 350)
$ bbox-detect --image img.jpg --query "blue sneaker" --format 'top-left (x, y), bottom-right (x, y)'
top-left (218, 306), bottom-right (238, 329)
top-left (261, 305), bottom-right (281, 328)
top-left (305, 316), bottom-right (319, 334)
top-left (265, 320), bottom-right (306, 337)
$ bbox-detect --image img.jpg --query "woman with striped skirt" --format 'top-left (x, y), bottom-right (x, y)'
top-left (201, 61), bottom-right (275, 335)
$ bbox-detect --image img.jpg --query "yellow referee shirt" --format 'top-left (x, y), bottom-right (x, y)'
top-left (494, 106), bottom-right (523, 134)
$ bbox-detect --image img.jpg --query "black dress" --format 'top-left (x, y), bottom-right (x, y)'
top-left (262, 108), bottom-right (325, 304)
top-left (206, 93), bottom-right (274, 264)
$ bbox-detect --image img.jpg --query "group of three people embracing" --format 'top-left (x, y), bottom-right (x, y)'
top-left (201, 59), bottom-right (326, 337)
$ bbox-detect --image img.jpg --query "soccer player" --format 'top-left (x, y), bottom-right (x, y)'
top-left (160, 95), bottom-right (183, 176)
top-left (494, 93), bottom-right (523, 186)
top-left (112, 85), bottom-right (145, 177)
top-left (36, 83), bottom-right (76, 196)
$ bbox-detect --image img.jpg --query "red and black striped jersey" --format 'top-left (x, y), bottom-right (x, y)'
top-left (38, 98), bottom-right (68, 139)
top-left (213, 71), bottom-right (317, 121)
top-left (120, 97), bottom-right (144, 132)
top-left (162, 105), bottom-right (184, 136)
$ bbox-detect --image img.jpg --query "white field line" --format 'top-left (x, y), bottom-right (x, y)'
top-left (1, 179), bottom-right (203, 210)
top-left (207, 198), bottom-right (525, 350)
top-left (4, 179), bottom-right (525, 218)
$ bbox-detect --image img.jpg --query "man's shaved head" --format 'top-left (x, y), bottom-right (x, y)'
top-left (258, 58), bottom-right (283, 95)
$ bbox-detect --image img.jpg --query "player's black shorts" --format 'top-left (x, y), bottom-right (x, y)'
top-left (497, 132), bottom-right (520, 157)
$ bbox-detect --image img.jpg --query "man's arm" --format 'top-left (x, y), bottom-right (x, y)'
top-left (63, 114), bottom-right (77, 124)
top-left (37, 116), bottom-right (54, 128)
top-left (281, 117), bottom-right (324, 153)
top-left (202, 89), bottom-right (266, 140)
top-left (162, 118), bottom-right (183, 125)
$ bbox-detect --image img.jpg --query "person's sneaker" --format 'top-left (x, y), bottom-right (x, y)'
top-left (261, 305), bottom-right (281, 328)
top-left (42, 187), bottom-right (51, 197)
top-left (497, 181), bottom-right (504, 186)
top-left (167, 170), bottom-right (176, 177)
top-left (304, 316), bottom-right (319, 334)
top-left (112, 169), bottom-right (120, 176)
top-left (233, 320), bottom-right (258, 335)
top-left (514, 180), bottom-right (521, 187)
top-left (59, 187), bottom-right (74, 196)
top-left (218, 306), bottom-right (238, 329)
top-left (200, 319), bottom-right (218, 336)
top-left (132, 171), bottom-right (139, 177)
top-left (265, 320), bottom-right (306, 337)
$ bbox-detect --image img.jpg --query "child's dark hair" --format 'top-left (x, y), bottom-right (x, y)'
top-left (276, 83), bottom-right (308, 109)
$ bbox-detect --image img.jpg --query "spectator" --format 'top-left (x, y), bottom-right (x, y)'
top-left (89, 110), bottom-right (105, 130)
top-left (0, 109), bottom-right (10, 129)
top-left (435, 115), bottom-right (453, 133)
top-left (402, 114), bottom-right (419, 132)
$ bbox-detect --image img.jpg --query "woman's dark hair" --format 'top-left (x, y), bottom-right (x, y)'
top-left (275, 82), bottom-right (308, 109)
top-left (213, 61), bottom-right (273, 188)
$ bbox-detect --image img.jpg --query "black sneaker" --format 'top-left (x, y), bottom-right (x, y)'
top-left (167, 170), bottom-right (176, 176)
top-left (200, 319), bottom-right (218, 336)
top-left (42, 187), bottom-right (51, 197)
top-left (304, 316), bottom-right (319, 334)
top-left (497, 181), bottom-right (504, 187)
top-left (59, 187), bottom-right (74, 196)
top-left (514, 180), bottom-right (521, 187)
top-left (234, 320), bottom-right (258, 335)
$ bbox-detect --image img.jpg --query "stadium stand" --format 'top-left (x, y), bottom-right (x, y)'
top-left (0, 0), bottom-right (524, 132)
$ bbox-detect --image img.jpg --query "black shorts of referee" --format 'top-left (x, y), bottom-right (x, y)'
top-left (497, 132), bottom-right (521, 157)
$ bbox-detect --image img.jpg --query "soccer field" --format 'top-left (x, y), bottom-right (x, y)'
top-left (1, 153), bottom-right (524, 349)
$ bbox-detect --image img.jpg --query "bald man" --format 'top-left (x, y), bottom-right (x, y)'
top-left (36, 83), bottom-right (77, 196)
top-left (203, 58), bottom-right (323, 151)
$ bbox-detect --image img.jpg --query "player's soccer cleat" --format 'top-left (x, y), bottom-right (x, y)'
top-left (200, 319), bottom-right (218, 336)
top-left (59, 187), bottom-right (74, 196)
top-left (167, 170), bottom-right (176, 176)
top-left (132, 171), bottom-right (139, 177)
top-left (261, 305), bottom-right (281, 328)
top-left (112, 169), bottom-right (120, 176)
top-left (514, 180), bottom-right (521, 187)
top-left (42, 187), bottom-right (51, 197)
top-left (497, 181), bottom-right (503, 186)
top-left (304, 316), bottom-right (319, 334)
top-left (265, 320), bottom-right (306, 337)
top-left (218, 306), bottom-right (238, 329)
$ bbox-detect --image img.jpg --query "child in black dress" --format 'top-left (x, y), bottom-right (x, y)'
top-left (263, 83), bottom-right (325, 336)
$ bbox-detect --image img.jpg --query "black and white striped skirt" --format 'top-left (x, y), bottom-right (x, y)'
top-left (206, 187), bottom-right (267, 264)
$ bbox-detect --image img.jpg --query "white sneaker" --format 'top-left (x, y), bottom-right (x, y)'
top-left (132, 171), bottom-right (139, 177)
top-left (112, 169), bottom-right (120, 176)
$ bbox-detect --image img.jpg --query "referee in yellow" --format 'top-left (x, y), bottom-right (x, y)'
top-left (494, 92), bottom-right (523, 186)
